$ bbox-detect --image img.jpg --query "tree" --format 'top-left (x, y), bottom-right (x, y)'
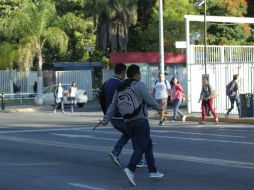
top-left (2, 0), bottom-right (68, 104)
top-left (207, 0), bottom-right (250, 45)
top-left (0, 42), bottom-right (18, 94)
top-left (129, 0), bottom-right (194, 52)
top-left (86, 0), bottom-right (138, 52)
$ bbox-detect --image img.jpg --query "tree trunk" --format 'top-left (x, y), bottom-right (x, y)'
top-left (35, 47), bottom-right (43, 105)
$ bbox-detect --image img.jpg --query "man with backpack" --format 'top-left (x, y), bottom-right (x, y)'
top-left (225, 74), bottom-right (240, 117)
top-left (99, 63), bottom-right (146, 168)
top-left (152, 72), bottom-right (171, 125)
top-left (101, 64), bottom-right (164, 186)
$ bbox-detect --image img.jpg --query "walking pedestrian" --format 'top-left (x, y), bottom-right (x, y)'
top-left (170, 76), bottom-right (186, 122)
top-left (54, 82), bottom-right (64, 113)
top-left (101, 64), bottom-right (164, 186)
top-left (152, 72), bottom-right (171, 125)
top-left (225, 74), bottom-right (241, 118)
top-left (102, 63), bottom-right (146, 168)
top-left (69, 81), bottom-right (77, 113)
top-left (198, 77), bottom-right (218, 124)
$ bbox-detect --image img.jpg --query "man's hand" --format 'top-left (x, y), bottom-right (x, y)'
top-left (100, 119), bottom-right (109, 126)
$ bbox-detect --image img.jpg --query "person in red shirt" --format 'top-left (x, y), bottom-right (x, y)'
top-left (170, 77), bottom-right (187, 122)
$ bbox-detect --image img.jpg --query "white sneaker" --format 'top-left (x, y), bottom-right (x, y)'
top-left (124, 168), bottom-right (136, 186)
top-left (136, 160), bottom-right (147, 168)
top-left (54, 110), bottom-right (56, 113)
top-left (108, 152), bottom-right (121, 167)
top-left (182, 115), bottom-right (187, 122)
top-left (150, 171), bottom-right (164, 179)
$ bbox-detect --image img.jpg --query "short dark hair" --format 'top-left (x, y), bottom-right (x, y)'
top-left (127, 64), bottom-right (140, 78)
top-left (233, 74), bottom-right (239, 80)
top-left (114, 63), bottom-right (126, 74)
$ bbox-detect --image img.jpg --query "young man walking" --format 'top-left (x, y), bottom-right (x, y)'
top-left (152, 72), bottom-right (171, 125)
top-left (101, 64), bottom-right (164, 186)
top-left (225, 74), bottom-right (240, 117)
top-left (103, 63), bottom-right (146, 168)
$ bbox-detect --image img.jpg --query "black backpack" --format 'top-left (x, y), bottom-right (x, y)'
top-left (96, 83), bottom-right (107, 114)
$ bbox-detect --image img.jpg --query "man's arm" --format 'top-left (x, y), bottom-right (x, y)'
top-left (139, 83), bottom-right (161, 110)
top-left (102, 91), bottom-right (118, 124)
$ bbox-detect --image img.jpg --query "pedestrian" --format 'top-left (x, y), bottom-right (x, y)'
top-left (102, 63), bottom-right (146, 168)
top-left (33, 81), bottom-right (37, 93)
top-left (101, 64), bottom-right (164, 186)
top-left (225, 74), bottom-right (241, 118)
top-left (152, 72), bottom-right (171, 126)
top-left (170, 76), bottom-right (187, 122)
top-left (198, 77), bottom-right (218, 124)
top-left (54, 82), bottom-right (64, 113)
top-left (69, 81), bottom-right (77, 113)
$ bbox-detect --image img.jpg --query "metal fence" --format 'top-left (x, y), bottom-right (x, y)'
top-left (56, 70), bottom-right (93, 101)
top-left (0, 70), bottom-right (37, 94)
top-left (188, 45), bottom-right (254, 114)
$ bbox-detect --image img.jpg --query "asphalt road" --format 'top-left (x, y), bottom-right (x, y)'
top-left (0, 111), bottom-right (253, 190)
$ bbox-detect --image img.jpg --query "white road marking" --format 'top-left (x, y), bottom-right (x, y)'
top-left (50, 133), bottom-right (116, 141)
top-left (0, 162), bottom-right (61, 166)
top-left (69, 183), bottom-right (107, 190)
top-left (150, 130), bottom-right (246, 138)
top-left (0, 127), bottom-right (112, 134)
top-left (0, 135), bottom-right (253, 170)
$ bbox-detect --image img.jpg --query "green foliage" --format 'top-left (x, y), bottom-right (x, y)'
top-left (0, 42), bottom-right (18, 70)
top-left (129, 0), bottom-right (194, 52)
top-left (206, 0), bottom-right (250, 45)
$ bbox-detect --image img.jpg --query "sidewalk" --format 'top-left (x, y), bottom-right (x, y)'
top-left (1, 103), bottom-right (254, 124)
top-left (149, 108), bottom-right (254, 125)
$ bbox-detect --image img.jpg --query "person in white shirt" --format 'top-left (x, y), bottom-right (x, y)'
top-left (69, 81), bottom-right (78, 113)
top-left (152, 73), bottom-right (171, 125)
top-left (54, 82), bottom-right (64, 113)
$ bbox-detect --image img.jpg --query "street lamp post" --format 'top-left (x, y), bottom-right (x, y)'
top-left (194, 0), bottom-right (207, 74)
top-left (159, 0), bottom-right (165, 74)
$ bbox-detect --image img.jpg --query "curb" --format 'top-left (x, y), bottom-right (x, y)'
top-left (150, 115), bottom-right (254, 125)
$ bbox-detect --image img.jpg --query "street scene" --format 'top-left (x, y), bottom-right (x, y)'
top-left (0, 104), bottom-right (254, 190)
top-left (1, 0), bottom-right (254, 190)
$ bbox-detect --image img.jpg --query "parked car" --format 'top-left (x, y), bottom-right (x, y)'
top-left (41, 84), bottom-right (88, 107)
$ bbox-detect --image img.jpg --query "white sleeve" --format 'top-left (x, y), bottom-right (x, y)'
top-left (166, 80), bottom-right (171, 90)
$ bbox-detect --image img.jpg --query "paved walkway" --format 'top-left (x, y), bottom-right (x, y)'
top-left (1, 102), bottom-right (254, 124)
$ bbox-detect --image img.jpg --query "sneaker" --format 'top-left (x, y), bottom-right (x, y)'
top-left (108, 152), bottom-right (121, 167)
top-left (136, 160), bottom-right (147, 168)
top-left (54, 110), bottom-right (56, 113)
top-left (171, 120), bottom-right (176, 123)
top-left (159, 121), bottom-right (165, 126)
top-left (215, 118), bottom-right (219, 125)
top-left (62, 111), bottom-right (65, 113)
top-left (124, 168), bottom-right (136, 186)
top-left (225, 114), bottom-right (228, 118)
top-left (150, 171), bottom-right (164, 179)
top-left (182, 115), bottom-right (187, 122)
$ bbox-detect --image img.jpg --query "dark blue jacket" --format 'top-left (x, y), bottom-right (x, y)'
top-left (104, 76), bottom-right (123, 113)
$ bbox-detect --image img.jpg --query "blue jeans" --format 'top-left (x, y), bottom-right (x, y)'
top-left (125, 119), bottom-right (157, 173)
top-left (111, 119), bottom-right (134, 156)
top-left (226, 95), bottom-right (241, 115)
top-left (173, 99), bottom-right (184, 120)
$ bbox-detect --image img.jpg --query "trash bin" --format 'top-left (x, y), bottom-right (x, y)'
top-left (240, 93), bottom-right (254, 117)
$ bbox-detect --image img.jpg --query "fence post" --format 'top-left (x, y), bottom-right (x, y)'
top-left (1, 93), bottom-right (5, 110)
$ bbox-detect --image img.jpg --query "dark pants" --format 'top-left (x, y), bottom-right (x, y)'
top-left (54, 98), bottom-right (64, 112)
top-left (125, 119), bottom-right (157, 173)
top-left (201, 99), bottom-right (217, 121)
top-left (226, 95), bottom-right (240, 115)
top-left (111, 119), bottom-right (134, 156)
top-left (173, 99), bottom-right (184, 120)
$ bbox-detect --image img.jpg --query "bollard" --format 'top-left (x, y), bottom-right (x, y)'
top-left (1, 93), bottom-right (5, 110)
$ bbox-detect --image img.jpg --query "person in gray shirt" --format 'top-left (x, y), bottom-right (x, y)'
top-left (101, 64), bottom-right (164, 186)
